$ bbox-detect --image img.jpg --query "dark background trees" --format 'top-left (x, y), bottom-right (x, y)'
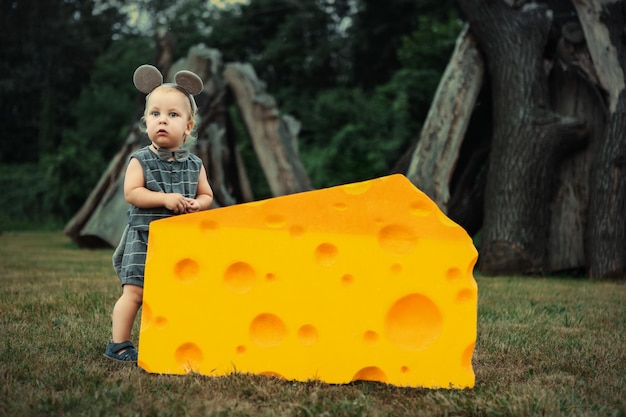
top-left (0, 0), bottom-right (128, 224)
top-left (1, 0), bottom-right (459, 222)
top-left (455, 0), bottom-right (625, 278)
top-left (1, 0), bottom-right (623, 279)
top-left (0, 0), bottom-right (123, 164)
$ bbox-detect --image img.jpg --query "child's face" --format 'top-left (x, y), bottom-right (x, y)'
top-left (145, 86), bottom-right (194, 150)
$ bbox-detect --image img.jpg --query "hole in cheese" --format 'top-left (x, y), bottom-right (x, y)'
top-left (384, 293), bottom-right (443, 351)
top-left (265, 214), bottom-right (286, 228)
top-left (224, 262), bottom-right (256, 294)
top-left (141, 302), bottom-right (152, 327)
top-left (351, 366), bottom-right (387, 383)
top-left (199, 219), bottom-right (218, 231)
top-left (155, 316), bottom-right (167, 329)
top-left (297, 324), bottom-right (318, 346)
top-left (456, 288), bottom-right (475, 303)
top-left (363, 330), bottom-right (379, 346)
top-left (175, 342), bottom-right (203, 372)
top-left (409, 199), bottom-right (432, 216)
top-left (315, 243), bottom-right (338, 267)
top-left (341, 274), bottom-right (354, 286)
top-left (250, 313), bottom-right (287, 347)
top-left (462, 342), bottom-right (475, 373)
top-left (289, 225), bottom-right (305, 237)
top-left (174, 258), bottom-right (199, 282)
top-left (260, 371), bottom-right (285, 379)
top-left (378, 225), bottom-right (418, 256)
top-left (446, 267), bottom-right (461, 281)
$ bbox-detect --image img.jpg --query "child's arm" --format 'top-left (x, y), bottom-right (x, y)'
top-left (185, 165), bottom-right (214, 213)
top-left (124, 158), bottom-right (188, 214)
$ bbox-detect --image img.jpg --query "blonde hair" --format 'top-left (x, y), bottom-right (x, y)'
top-left (140, 85), bottom-right (200, 145)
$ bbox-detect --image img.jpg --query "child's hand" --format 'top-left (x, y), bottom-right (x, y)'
top-left (163, 193), bottom-right (187, 214)
top-left (185, 198), bottom-right (201, 213)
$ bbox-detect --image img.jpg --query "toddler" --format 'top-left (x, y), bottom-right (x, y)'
top-left (104, 65), bottom-right (213, 362)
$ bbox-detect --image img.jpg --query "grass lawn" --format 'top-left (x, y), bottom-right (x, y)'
top-left (0, 231), bottom-right (624, 416)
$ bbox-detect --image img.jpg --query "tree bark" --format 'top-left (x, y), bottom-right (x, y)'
top-left (548, 64), bottom-right (604, 272)
top-left (223, 63), bottom-right (313, 196)
top-left (458, 0), bottom-right (587, 275)
top-left (573, 0), bottom-right (626, 278)
top-left (155, 27), bottom-right (175, 83)
top-left (180, 46), bottom-right (255, 207)
top-left (406, 25), bottom-right (484, 213)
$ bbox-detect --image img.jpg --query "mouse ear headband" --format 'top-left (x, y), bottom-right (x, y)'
top-left (133, 64), bottom-right (203, 113)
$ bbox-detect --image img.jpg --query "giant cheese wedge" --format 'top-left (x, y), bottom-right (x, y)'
top-left (138, 174), bottom-right (478, 388)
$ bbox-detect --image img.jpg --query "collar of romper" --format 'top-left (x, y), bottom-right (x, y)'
top-left (151, 144), bottom-right (189, 162)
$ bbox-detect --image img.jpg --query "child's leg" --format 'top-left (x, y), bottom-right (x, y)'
top-left (111, 284), bottom-right (143, 342)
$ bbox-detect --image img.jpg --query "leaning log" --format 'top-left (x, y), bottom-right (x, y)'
top-left (63, 126), bottom-right (142, 247)
top-left (223, 63), bottom-right (312, 196)
top-left (177, 45), bottom-right (255, 207)
top-left (406, 25), bottom-right (484, 214)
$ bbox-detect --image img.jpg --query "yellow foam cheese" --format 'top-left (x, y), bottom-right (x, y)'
top-left (138, 174), bottom-right (478, 388)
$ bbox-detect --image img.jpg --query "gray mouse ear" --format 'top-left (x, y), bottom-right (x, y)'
top-left (133, 65), bottom-right (163, 94)
top-left (174, 70), bottom-right (203, 95)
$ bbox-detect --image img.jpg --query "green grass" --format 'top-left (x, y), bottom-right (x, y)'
top-left (1, 231), bottom-right (624, 417)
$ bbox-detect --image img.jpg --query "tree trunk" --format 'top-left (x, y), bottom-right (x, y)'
top-left (548, 64), bottom-right (605, 272)
top-left (573, 0), bottom-right (626, 278)
top-left (458, 0), bottom-right (587, 275)
top-left (406, 25), bottom-right (484, 213)
top-left (155, 27), bottom-right (175, 80)
top-left (223, 63), bottom-right (312, 196)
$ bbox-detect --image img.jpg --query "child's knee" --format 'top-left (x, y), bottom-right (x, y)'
top-left (122, 284), bottom-right (143, 304)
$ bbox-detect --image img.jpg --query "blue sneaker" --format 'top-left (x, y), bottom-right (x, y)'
top-left (103, 340), bottom-right (138, 363)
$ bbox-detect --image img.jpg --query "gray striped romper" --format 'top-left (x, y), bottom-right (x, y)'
top-left (112, 146), bottom-right (203, 287)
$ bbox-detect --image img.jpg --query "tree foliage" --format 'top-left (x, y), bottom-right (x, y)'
top-left (300, 9), bottom-right (463, 188)
top-left (203, 0), bottom-right (462, 191)
top-left (0, 0), bottom-right (124, 163)
top-left (0, 0), bottom-right (462, 227)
